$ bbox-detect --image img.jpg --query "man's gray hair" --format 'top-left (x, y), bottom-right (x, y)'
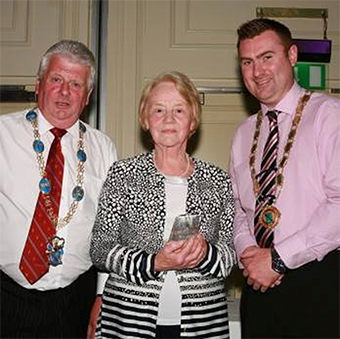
top-left (37, 40), bottom-right (95, 89)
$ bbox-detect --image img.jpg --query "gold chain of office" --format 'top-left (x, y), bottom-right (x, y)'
top-left (27, 110), bottom-right (86, 231)
top-left (249, 91), bottom-right (312, 200)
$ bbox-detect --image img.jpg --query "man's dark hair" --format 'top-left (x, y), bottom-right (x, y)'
top-left (237, 18), bottom-right (293, 51)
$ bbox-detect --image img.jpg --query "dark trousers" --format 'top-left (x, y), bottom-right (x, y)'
top-left (241, 250), bottom-right (340, 339)
top-left (156, 325), bottom-right (181, 338)
top-left (0, 267), bottom-right (97, 338)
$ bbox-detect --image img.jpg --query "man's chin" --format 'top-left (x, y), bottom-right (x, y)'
top-left (254, 89), bottom-right (274, 104)
top-left (49, 112), bottom-right (79, 128)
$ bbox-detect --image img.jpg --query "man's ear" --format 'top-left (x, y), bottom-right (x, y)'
top-left (35, 79), bottom-right (40, 94)
top-left (288, 44), bottom-right (298, 67)
top-left (86, 87), bottom-right (93, 105)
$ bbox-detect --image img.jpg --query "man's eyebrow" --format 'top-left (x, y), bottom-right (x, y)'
top-left (240, 50), bottom-right (275, 61)
top-left (257, 50), bottom-right (274, 58)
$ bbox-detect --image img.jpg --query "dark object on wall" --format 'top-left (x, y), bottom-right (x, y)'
top-left (293, 39), bottom-right (332, 63)
top-left (0, 85), bottom-right (35, 102)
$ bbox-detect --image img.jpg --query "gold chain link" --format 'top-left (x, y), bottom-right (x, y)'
top-left (249, 92), bottom-right (312, 200)
top-left (31, 116), bottom-right (85, 231)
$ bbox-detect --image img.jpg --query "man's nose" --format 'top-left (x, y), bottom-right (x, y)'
top-left (253, 61), bottom-right (264, 77)
top-left (60, 82), bottom-right (70, 95)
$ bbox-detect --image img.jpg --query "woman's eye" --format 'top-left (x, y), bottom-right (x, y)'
top-left (175, 107), bottom-right (187, 114)
top-left (153, 107), bottom-right (165, 114)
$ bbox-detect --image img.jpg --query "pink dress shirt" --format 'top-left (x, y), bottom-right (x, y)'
top-left (230, 82), bottom-right (340, 269)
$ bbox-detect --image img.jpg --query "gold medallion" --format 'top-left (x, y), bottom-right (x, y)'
top-left (259, 205), bottom-right (281, 229)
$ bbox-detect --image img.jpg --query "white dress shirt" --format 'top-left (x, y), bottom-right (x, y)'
top-left (0, 109), bottom-right (117, 290)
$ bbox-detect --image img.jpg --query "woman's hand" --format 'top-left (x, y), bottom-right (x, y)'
top-left (154, 233), bottom-right (207, 272)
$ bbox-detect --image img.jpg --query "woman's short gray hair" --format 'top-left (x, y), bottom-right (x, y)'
top-left (139, 71), bottom-right (202, 134)
top-left (37, 40), bottom-right (95, 89)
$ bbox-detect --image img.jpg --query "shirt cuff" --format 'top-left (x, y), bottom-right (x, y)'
top-left (96, 272), bottom-right (109, 295)
top-left (275, 234), bottom-right (316, 269)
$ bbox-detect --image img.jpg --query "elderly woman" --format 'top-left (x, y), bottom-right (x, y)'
top-left (90, 71), bottom-right (236, 339)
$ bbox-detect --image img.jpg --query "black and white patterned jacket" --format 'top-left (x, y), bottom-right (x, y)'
top-left (90, 152), bottom-right (236, 338)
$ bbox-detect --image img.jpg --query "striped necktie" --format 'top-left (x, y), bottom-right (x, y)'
top-left (254, 110), bottom-right (279, 248)
top-left (20, 128), bottom-right (66, 284)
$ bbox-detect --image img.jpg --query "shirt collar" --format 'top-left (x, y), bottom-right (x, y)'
top-left (260, 81), bottom-right (306, 116)
top-left (35, 108), bottom-right (80, 138)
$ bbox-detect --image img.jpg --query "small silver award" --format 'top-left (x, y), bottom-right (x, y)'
top-left (169, 214), bottom-right (200, 241)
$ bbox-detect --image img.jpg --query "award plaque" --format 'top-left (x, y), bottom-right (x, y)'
top-left (169, 214), bottom-right (200, 241)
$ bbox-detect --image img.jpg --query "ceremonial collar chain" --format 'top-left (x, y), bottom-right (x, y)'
top-left (250, 92), bottom-right (312, 200)
top-left (26, 109), bottom-right (87, 230)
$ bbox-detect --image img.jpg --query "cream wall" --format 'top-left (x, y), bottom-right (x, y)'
top-left (1, 0), bottom-right (339, 157)
top-left (104, 0), bottom-right (339, 163)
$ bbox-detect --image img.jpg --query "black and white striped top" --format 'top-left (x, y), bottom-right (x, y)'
top-left (90, 152), bottom-right (236, 338)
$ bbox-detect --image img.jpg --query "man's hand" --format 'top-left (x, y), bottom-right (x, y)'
top-left (154, 233), bottom-right (207, 272)
top-left (240, 246), bottom-right (283, 292)
top-left (87, 295), bottom-right (102, 339)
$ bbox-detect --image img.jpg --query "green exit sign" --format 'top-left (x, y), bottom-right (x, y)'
top-left (294, 63), bottom-right (326, 90)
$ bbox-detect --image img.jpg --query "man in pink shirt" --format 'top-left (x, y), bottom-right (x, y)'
top-left (230, 18), bottom-right (339, 338)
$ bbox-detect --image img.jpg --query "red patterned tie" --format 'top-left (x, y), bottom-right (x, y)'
top-left (20, 128), bottom-right (66, 284)
top-left (254, 111), bottom-right (279, 248)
